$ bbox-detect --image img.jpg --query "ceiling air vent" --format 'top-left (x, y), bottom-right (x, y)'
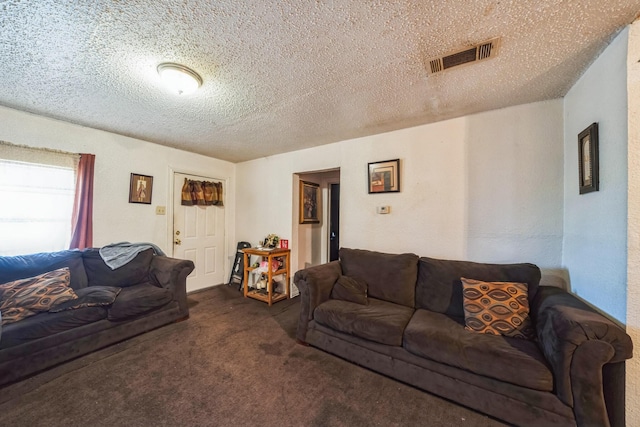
top-left (426, 37), bottom-right (501, 75)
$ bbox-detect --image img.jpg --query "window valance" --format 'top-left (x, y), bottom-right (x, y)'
top-left (181, 178), bottom-right (224, 206)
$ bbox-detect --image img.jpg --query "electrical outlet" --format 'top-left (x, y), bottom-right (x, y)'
top-left (155, 205), bottom-right (166, 215)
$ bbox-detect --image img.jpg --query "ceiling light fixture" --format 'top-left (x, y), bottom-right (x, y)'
top-left (157, 63), bottom-right (202, 95)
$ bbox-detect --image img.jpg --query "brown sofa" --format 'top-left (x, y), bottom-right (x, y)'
top-left (0, 248), bottom-right (194, 387)
top-left (294, 248), bottom-right (633, 427)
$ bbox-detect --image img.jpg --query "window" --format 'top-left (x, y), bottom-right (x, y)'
top-left (0, 143), bottom-right (78, 256)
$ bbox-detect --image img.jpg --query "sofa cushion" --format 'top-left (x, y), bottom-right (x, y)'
top-left (107, 282), bottom-right (172, 321)
top-left (331, 275), bottom-right (368, 305)
top-left (415, 257), bottom-right (541, 318)
top-left (0, 250), bottom-right (88, 290)
top-left (314, 297), bottom-right (414, 346)
top-left (403, 309), bottom-right (553, 391)
top-left (0, 268), bottom-right (78, 325)
top-left (461, 278), bottom-right (534, 340)
top-left (83, 248), bottom-right (153, 287)
top-left (0, 306), bottom-right (107, 349)
top-left (50, 286), bottom-right (122, 312)
top-left (339, 248), bottom-right (418, 307)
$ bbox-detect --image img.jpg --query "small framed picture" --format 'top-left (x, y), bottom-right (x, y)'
top-left (368, 159), bottom-right (400, 194)
top-left (578, 123), bottom-right (599, 194)
top-left (129, 173), bottom-right (153, 204)
top-left (299, 180), bottom-right (320, 224)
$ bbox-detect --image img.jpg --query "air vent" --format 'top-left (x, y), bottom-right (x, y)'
top-left (426, 38), bottom-right (501, 75)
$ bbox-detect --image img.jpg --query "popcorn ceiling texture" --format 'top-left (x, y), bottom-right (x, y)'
top-left (0, 0), bottom-right (638, 162)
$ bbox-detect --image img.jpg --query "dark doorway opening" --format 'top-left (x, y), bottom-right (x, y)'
top-left (329, 183), bottom-right (340, 261)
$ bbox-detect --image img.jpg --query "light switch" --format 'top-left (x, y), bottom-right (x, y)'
top-left (377, 206), bottom-right (390, 214)
top-left (155, 206), bottom-right (166, 215)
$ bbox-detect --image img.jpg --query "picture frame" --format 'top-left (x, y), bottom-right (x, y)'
top-left (578, 123), bottom-right (599, 194)
top-left (299, 180), bottom-right (320, 224)
top-left (129, 173), bottom-right (153, 204)
top-left (368, 158), bottom-right (400, 194)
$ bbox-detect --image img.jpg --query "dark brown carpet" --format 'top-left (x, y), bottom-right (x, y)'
top-left (0, 286), bottom-right (507, 426)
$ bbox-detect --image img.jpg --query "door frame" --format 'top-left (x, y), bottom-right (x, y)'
top-left (167, 167), bottom-right (230, 286)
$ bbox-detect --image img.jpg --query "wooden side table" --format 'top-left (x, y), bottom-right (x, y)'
top-left (242, 247), bottom-right (290, 306)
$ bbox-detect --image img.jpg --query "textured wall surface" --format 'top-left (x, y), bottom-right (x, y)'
top-left (236, 99), bottom-right (564, 275)
top-left (0, 1), bottom-right (637, 162)
top-left (562, 29), bottom-right (629, 323)
top-left (626, 18), bottom-right (640, 427)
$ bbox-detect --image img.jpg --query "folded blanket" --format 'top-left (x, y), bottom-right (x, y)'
top-left (99, 242), bottom-right (166, 270)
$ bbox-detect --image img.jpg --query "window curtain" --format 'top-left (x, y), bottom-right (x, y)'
top-left (70, 154), bottom-right (95, 249)
top-left (181, 178), bottom-right (223, 206)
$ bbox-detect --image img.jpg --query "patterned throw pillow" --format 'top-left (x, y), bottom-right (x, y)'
top-left (0, 268), bottom-right (78, 325)
top-left (461, 277), bottom-right (534, 340)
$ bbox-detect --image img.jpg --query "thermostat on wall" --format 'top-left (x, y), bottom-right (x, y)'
top-left (377, 206), bottom-right (390, 214)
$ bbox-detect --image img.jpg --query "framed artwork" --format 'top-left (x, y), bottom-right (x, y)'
top-left (368, 158), bottom-right (400, 194)
top-left (299, 180), bottom-right (320, 224)
top-left (129, 173), bottom-right (153, 204)
top-left (578, 123), bottom-right (599, 194)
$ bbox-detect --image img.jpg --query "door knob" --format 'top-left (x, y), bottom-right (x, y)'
top-left (175, 230), bottom-right (180, 235)
top-left (174, 238), bottom-right (182, 245)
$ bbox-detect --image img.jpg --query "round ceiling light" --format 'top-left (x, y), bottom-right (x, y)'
top-left (157, 63), bottom-right (202, 95)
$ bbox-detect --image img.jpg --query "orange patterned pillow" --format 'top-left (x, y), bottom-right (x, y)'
top-left (0, 268), bottom-right (77, 325)
top-left (461, 277), bottom-right (534, 340)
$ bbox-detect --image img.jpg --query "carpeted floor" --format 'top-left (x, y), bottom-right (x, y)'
top-left (0, 286), bottom-right (507, 426)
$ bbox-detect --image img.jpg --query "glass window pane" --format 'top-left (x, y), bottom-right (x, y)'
top-left (0, 160), bottom-right (75, 256)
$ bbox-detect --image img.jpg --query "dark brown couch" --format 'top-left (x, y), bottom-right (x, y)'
top-left (295, 248), bottom-right (633, 427)
top-left (0, 248), bottom-right (194, 387)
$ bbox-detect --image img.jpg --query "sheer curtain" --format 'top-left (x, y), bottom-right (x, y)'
top-left (0, 142), bottom-right (87, 256)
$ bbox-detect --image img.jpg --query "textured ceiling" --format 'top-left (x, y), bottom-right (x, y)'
top-left (0, 1), bottom-right (639, 163)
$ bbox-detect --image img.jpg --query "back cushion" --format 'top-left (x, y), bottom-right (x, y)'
top-left (416, 257), bottom-right (541, 317)
top-left (339, 248), bottom-right (418, 307)
top-left (0, 250), bottom-right (88, 290)
top-left (82, 248), bottom-right (153, 287)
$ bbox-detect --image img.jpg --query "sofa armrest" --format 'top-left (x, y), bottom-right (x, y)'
top-left (531, 286), bottom-right (632, 426)
top-left (294, 261), bottom-right (342, 342)
top-left (149, 256), bottom-right (195, 317)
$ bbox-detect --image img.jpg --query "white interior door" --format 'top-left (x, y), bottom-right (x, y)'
top-left (173, 172), bottom-right (226, 293)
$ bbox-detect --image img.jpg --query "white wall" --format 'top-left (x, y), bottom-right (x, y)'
top-left (626, 18), bottom-right (640, 427)
top-left (0, 106), bottom-right (237, 270)
top-left (563, 28), bottom-right (629, 323)
top-left (237, 99), bottom-right (565, 277)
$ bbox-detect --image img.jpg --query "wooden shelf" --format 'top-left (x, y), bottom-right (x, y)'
top-left (242, 247), bottom-right (291, 306)
top-left (246, 289), bottom-right (288, 304)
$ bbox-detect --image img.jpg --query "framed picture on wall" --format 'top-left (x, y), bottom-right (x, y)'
top-left (129, 173), bottom-right (153, 204)
top-left (578, 123), bottom-right (599, 194)
top-left (368, 158), bottom-right (400, 194)
top-left (299, 180), bottom-right (320, 224)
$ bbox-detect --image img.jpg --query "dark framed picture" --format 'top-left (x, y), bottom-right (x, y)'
top-left (299, 180), bottom-right (320, 224)
top-left (368, 158), bottom-right (400, 194)
top-left (129, 173), bottom-right (153, 204)
top-left (578, 123), bottom-right (599, 194)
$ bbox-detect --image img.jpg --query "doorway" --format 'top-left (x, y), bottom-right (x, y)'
top-left (293, 169), bottom-right (340, 271)
top-left (173, 172), bottom-right (226, 293)
top-left (329, 183), bottom-right (340, 261)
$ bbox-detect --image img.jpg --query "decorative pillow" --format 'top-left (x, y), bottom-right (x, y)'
top-left (0, 268), bottom-right (78, 325)
top-left (331, 275), bottom-right (368, 305)
top-left (461, 277), bottom-right (534, 340)
top-left (49, 285), bottom-right (122, 312)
